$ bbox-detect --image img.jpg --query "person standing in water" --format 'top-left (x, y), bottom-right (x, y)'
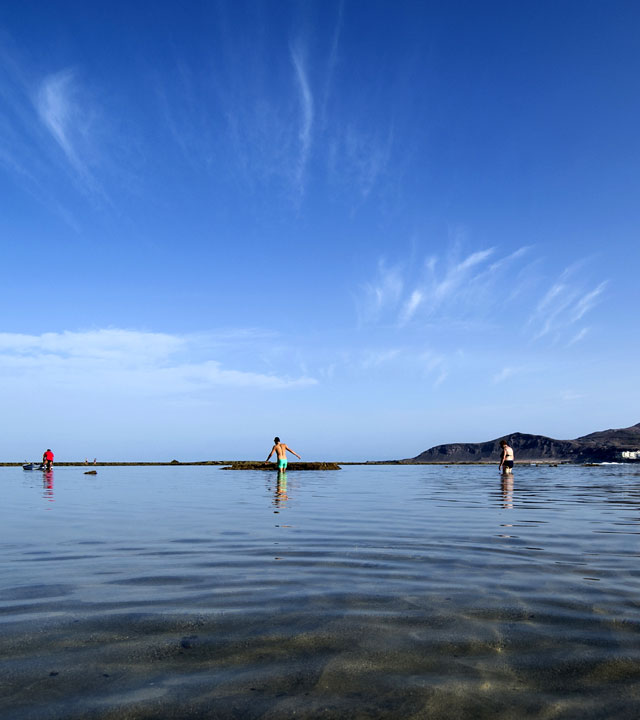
top-left (42, 448), bottom-right (54, 471)
top-left (265, 437), bottom-right (301, 471)
top-left (499, 440), bottom-right (514, 475)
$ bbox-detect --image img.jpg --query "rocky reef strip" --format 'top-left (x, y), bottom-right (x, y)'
top-left (222, 461), bottom-right (341, 471)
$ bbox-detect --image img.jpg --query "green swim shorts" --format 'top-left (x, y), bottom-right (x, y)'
top-left (278, 458), bottom-right (288, 470)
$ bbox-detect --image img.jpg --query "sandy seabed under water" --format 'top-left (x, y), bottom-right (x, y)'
top-left (2, 464), bottom-right (640, 719)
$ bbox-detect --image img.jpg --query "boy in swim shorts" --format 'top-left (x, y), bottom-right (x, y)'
top-left (265, 437), bottom-right (301, 471)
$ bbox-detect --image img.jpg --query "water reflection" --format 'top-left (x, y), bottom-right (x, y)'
top-left (42, 471), bottom-right (54, 502)
top-left (272, 471), bottom-right (289, 510)
top-left (501, 474), bottom-right (513, 509)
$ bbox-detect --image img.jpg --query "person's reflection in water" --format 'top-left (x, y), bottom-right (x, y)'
top-left (273, 471), bottom-right (288, 510)
top-left (42, 471), bottom-right (54, 502)
top-left (501, 474), bottom-right (513, 510)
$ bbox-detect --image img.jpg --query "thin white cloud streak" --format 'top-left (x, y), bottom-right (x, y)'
top-left (433, 369), bottom-right (448, 387)
top-left (0, 329), bottom-right (183, 364)
top-left (493, 366), bottom-right (521, 384)
top-left (429, 248), bottom-right (495, 307)
top-left (361, 246), bottom-right (527, 327)
top-left (360, 348), bottom-right (401, 370)
top-left (34, 69), bottom-right (107, 200)
top-left (198, 26), bottom-right (314, 199)
top-left (561, 390), bottom-right (585, 401)
top-left (0, 47), bottom-right (84, 224)
top-left (399, 290), bottom-right (424, 325)
top-left (486, 245), bottom-right (530, 273)
top-left (0, 38), bottom-right (118, 220)
top-left (0, 329), bottom-right (317, 395)
top-left (319, 0), bottom-right (344, 129)
top-left (152, 12), bottom-right (384, 204)
top-left (567, 327), bottom-right (589, 347)
top-left (421, 350), bottom-right (448, 387)
top-left (348, 345), bottom-right (449, 388)
top-left (571, 282), bottom-right (607, 322)
top-left (153, 57), bottom-right (219, 173)
top-left (291, 44), bottom-right (314, 193)
top-left (529, 264), bottom-right (607, 340)
top-left (328, 123), bottom-right (393, 201)
top-left (359, 260), bottom-right (404, 324)
top-left (360, 246), bottom-right (607, 348)
top-left (36, 71), bottom-right (79, 166)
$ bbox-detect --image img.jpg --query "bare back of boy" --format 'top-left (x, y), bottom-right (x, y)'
top-left (265, 437), bottom-right (301, 470)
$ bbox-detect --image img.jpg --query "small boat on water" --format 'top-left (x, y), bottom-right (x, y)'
top-left (22, 463), bottom-right (45, 471)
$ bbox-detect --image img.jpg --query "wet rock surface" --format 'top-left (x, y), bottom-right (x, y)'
top-left (222, 462), bottom-right (341, 471)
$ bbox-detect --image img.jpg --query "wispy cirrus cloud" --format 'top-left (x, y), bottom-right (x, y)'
top-left (0, 36), bottom-right (120, 222)
top-left (571, 282), bottom-right (607, 322)
top-left (350, 345), bottom-right (449, 388)
top-left (420, 349), bottom-right (449, 387)
top-left (360, 348), bottom-right (401, 370)
top-left (319, 0), bottom-right (344, 130)
top-left (0, 329), bottom-right (317, 396)
top-left (193, 3), bottom-right (392, 204)
top-left (567, 327), bottom-right (590, 347)
top-left (358, 259), bottom-right (404, 324)
top-left (429, 248), bottom-right (496, 306)
top-left (291, 43), bottom-right (314, 194)
top-left (150, 5), bottom-right (389, 205)
top-left (153, 59), bottom-right (216, 170)
top-left (561, 390), bottom-right (585, 401)
top-left (0, 44), bottom-right (78, 219)
top-left (357, 244), bottom-right (610, 391)
top-left (361, 245), bottom-right (530, 328)
top-left (492, 366), bottom-right (528, 384)
top-left (328, 123), bottom-right (394, 200)
top-left (399, 289), bottom-right (424, 325)
top-left (528, 264), bottom-right (607, 341)
top-left (36, 71), bottom-right (82, 171)
top-left (360, 244), bottom-right (608, 346)
top-left (34, 68), bottom-right (108, 199)
top-left (195, 31), bottom-right (316, 198)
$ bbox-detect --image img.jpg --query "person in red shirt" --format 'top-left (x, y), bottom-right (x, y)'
top-left (42, 449), bottom-right (54, 471)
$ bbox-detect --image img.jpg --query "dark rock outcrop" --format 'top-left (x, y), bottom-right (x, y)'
top-left (407, 423), bottom-right (640, 464)
top-left (222, 461), bottom-right (341, 471)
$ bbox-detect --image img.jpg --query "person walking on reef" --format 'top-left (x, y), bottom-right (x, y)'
top-left (499, 440), bottom-right (514, 475)
top-left (42, 448), bottom-right (54, 471)
top-left (265, 437), bottom-right (300, 472)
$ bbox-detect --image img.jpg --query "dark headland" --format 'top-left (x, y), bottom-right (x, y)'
top-left (399, 422), bottom-right (640, 464)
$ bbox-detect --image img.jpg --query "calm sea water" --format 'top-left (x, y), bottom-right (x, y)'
top-left (1, 464), bottom-right (640, 719)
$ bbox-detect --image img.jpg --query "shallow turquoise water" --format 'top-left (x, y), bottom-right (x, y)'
top-left (1, 464), bottom-right (640, 718)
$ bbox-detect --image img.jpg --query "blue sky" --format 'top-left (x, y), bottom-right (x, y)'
top-left (1, 0), bottom-right (639, 461)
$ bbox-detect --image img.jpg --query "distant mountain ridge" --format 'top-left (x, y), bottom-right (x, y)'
top-left (406, 423), bottom-right (640, 463)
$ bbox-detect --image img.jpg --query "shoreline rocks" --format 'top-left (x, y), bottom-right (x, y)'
top-left (222, 462), bottom-right (341, 471)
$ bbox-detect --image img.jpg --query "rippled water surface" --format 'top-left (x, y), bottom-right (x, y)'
top-left (2, 464), bottom-right (640, 719)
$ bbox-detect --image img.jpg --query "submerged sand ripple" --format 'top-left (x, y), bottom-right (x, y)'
top-left (3, 465), bottom-right (640, 718)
